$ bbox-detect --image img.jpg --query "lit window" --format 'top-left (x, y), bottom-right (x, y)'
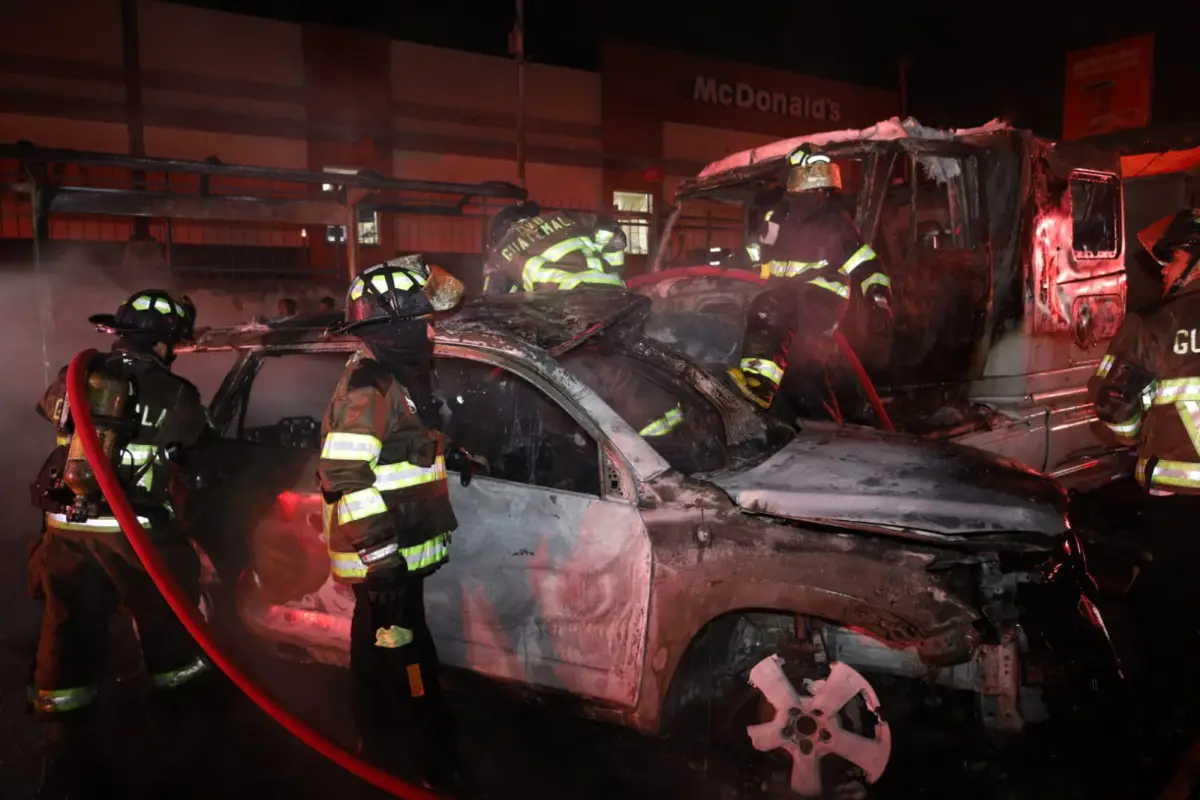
top-left (357, 208), bottom-right (379, 246)
top-left (613, 191), bottom-right (653, 255)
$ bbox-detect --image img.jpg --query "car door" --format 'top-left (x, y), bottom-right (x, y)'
top-left (186, 349), bottom-right (350, 600)
top-left (427, 352), bottom-right (653, 711)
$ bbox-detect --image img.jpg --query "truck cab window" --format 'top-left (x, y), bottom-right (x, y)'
top-left (1070, 172), bottom-right (1121, 258)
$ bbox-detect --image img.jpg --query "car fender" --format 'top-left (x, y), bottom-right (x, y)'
top-left (625, 490), bottom-right (981, 734)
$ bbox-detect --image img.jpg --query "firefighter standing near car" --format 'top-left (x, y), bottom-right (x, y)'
top-left (481, 200), bottom-right (627, 294)
top-left (730, 145), bottom-right (893, 419)
top-left (319, 255), bottom-right (481, 793)
top-left (27, 289), bottom-right (216, 799)
top-left (1086, 210), bottom-right (1200, 800)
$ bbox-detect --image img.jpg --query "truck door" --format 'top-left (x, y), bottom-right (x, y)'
top-left (864, 149), bottom-right (992, 410)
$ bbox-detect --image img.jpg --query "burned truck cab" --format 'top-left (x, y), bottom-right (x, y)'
top-left (639, 119), bottom-right (1131, 486)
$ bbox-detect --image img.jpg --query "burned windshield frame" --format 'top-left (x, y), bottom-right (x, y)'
top-left (558, 348), bottom-right (729, 476)
top-left (655, 144), bottom-right (887, 272)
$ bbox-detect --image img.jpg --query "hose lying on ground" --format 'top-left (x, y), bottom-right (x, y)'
top-left (67, 349), bottom-right (445, 800)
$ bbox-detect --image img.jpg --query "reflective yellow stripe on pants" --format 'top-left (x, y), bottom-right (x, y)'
top-left (741, 358), bottom-right (784, 387)
top-left (150, 655), bottom-right (211, 689)
top-left (34, 685), bottom-right (98, 713)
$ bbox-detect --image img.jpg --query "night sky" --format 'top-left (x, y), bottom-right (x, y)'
top-left (176, 0), bottom-right (1195, 138)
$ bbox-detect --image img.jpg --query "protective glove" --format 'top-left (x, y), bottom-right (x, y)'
top-left (360, 550), bottom-right (406, 606)
top-left (444, 445), bottom-right (489, 487)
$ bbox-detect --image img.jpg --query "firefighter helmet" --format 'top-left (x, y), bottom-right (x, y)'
top-left (1139, 209), bottom-right (1200, 266)
top-left (89, 289), bottom-right (196, 345)
top-left (335, 254), bottom-right (465, 334)
top-left (785, 146), bottom-right (842, 193)
top-left (489, 201), bottom-right (541, 246)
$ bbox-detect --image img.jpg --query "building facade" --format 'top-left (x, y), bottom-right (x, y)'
top-left (0, 0), bottom-right (899, 278)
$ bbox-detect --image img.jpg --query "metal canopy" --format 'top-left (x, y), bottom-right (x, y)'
top-left (0, 141), bottom-right (529, 277)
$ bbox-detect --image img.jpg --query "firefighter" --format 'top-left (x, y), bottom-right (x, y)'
top-left (1089, 209), bottom-right (1200, 569)
top-left (731, 145), bottom-right (892, 419)
top-left (481, 200), bottom-right (628, 294)
top-left (319, 255), bottom-right (478, 792)
top-left (1088, 210), bottom-right (1200, 797)
top-left (28, 289), bottom-right (215, 798)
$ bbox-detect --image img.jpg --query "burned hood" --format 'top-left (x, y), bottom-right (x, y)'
top-left (708, 423), bottom-right (1068, 537)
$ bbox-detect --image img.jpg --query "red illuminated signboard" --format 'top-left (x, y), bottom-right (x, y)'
top-left (1062, 34), bottom-right (1154, 141)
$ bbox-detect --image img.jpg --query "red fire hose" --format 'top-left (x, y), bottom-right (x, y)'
top-left (66, 350), bottom-right (445, 800)
top-left (832, 329), bottom-right (894, 433)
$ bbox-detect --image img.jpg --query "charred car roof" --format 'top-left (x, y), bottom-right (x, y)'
top-left (177, 289), bottom-right (651, 354)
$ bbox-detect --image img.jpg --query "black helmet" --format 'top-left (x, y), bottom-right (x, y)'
top-left (334, 254), bottom-right (465, 335)
top-left (489, 201), bottom-right (541, 247)
top-left (1139, 209), bottom-right (1200, 266)
top-left (89, 289), bottom-right (196, 346)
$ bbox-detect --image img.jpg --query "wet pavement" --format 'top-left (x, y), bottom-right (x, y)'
top-left (0, 512), bottom-right (1188, 800)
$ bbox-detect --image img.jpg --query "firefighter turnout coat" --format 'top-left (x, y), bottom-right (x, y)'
top-left (483, 210), bottom-right (628, 293)
top-left (740, 193), bottom-right (891, 391)
top-left (38, 347), bottom-right (210, 535)
top-left (317, 349), bottom-right (457, 581)
top-left (1089, 281), bottom-right (1200, 494)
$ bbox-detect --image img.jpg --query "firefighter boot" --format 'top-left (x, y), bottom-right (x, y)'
top-left (36, 710), bottom-right (116, 800)
top-left (144, 670), bottom-right (231, 799)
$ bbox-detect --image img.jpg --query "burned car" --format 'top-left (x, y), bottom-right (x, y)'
top-left (178, 290), bottom-right (1118, 797)
top-left (636, 118), bottom-right (1131, 491)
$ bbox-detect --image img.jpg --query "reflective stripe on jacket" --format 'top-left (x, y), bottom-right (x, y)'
top-left (484, 209), bottom-right (628, 293)
top-left (317, 350), bottom-right (456, 582)
top-left (36, 348), bottom-right (209, 533)
top-left (1089, 281), bottom-right (1200, 495)
top-left (751, 197), bottom-right (890, 308)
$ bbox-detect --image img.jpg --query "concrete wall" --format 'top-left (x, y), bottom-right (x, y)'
top-left (0, 257), bottom-right (339, 541)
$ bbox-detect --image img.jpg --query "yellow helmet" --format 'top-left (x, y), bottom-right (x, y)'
top-left (785, 146), bottom-right (842, 193)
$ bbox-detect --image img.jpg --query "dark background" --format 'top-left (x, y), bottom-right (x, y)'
top-left (173, 0), bottom-right (1198, 138)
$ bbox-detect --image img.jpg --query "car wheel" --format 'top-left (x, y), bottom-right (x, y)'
top-left (711, 653), bottom-right (888, 799)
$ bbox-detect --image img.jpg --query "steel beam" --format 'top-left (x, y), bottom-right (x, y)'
top-left (0, 142), bottom-right (528, 199)
top-left (46, 187), bottom-right (347, 225)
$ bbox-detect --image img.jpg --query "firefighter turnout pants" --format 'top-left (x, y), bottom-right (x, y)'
top-left (29, 524), bottom-right (209, 715)
top-left (740, 282), bottom-right (845, 419)
top-left (351, 576), bottom-right (458, 783)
